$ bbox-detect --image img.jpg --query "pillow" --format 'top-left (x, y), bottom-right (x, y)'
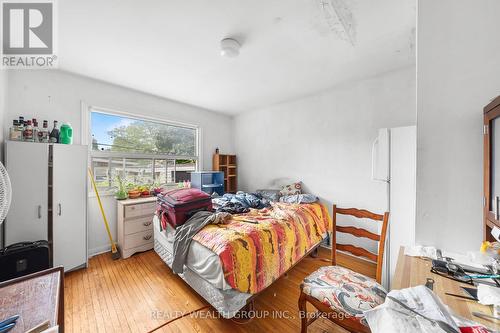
top-left (279, 182), bottom-right (302, 196)
top-left (279, 194), bottom-right (318, 204)
top-left (255, 189), bottom-right (281, 202)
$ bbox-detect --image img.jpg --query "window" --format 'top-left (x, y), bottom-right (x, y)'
top-left (89, 110), bottom-right (198, 190)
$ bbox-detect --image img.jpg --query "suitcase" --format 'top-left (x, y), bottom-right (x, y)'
top-left (157, 188), bottom-right (212, 229)
top-left (0, 240), bottom-right (51, 282)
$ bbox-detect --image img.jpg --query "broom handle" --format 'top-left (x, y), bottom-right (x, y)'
top-left (88, 168), bottom-right (117, 250)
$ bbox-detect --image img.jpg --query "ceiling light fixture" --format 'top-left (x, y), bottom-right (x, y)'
top-left (220, 38), bottom-right (241, 58)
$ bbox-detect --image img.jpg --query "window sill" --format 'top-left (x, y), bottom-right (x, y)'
top-left (88, 190), bottom-right (116, 198)
top-left (88, 184), bottom-right (179, 198)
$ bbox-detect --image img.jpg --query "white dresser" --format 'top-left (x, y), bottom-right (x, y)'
top-left (117, 197), bottom-right (157, 259)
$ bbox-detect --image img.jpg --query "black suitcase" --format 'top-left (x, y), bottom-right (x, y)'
top-left (0, 240), bottom-right (51, 282)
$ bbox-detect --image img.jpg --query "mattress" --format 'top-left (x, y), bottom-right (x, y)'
top-left (153, 215), bottom-right (251, 318)
top-left (152, 215), bottom-right (231, 290)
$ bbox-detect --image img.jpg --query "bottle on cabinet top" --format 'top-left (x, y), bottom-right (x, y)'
top-left (23, 120), bottom-right (34, 142)
top-left (49, 120), bottom-right (59, 143)
top-left (9, 120), bottom-right (23, 141)
top-left (32, 119), bottom-right (40, 143)
top-left (39, 120), bottom-right (49, 143)
top-left (9, 117), bottom-right (69, 144)
top-left (59, 123), bottom-right (73, 144)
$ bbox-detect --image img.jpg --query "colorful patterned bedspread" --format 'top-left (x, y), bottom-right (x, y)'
top-left (192, 202), bottom-right (332, 294)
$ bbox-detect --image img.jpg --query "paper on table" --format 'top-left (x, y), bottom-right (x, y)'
top-left (446, 251), bottom-right (493, 269)
top-left (478, 284), bottom-right (500, 306)
top-left (404, 245), bottom-right (438, 259)
top-left (364, 285), bottom-right (459, 333)
top-left (404, 246), bottom-right (491, 270)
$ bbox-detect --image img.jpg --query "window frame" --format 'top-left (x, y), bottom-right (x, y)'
top-left (82, 104), bottom-right (202, 194)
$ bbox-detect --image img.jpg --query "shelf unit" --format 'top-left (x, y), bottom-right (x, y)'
top-left (212, 153), bottom-right (237, 193)
top-left (190, 171), bottom-right (224, 196)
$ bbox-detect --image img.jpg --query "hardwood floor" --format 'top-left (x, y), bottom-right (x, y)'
top-left (65, 248), bottom-right (376, 333)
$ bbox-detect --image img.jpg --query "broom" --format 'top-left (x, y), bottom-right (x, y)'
top-left (88, 168), bottom-right (121, 260)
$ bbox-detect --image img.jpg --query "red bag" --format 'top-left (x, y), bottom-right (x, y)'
top-left (157, 188), bottom-right (212, 229)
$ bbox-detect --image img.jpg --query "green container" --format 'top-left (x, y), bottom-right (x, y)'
top-left (59, 123), bottom-right (73, 144)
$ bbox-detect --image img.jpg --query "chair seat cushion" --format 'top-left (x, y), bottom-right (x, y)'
top-left (301, 266), bottom-right (387, 323)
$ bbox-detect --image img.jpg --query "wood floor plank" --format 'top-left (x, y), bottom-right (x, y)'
top-left (88, 255), bottom-right (113, 333)
top-left (64, 273), bottom-right (73, 333)
top-left (104, 254), bottom-right (141, 332)
top-left (82, 264), bottom-right (100, 333)
top-left (95, 252), bottom-right (128, 332)
top-left (76, 270), bottom-right (87, 333)
top-left (96, 254), bottom-right (132, 332)
top-left (94, 254), bottom-right (125, 333)
top-left (122, 257), bottom-right (158, 331)
top-left (65, 248), bottom-right (370, 332)
top-left (118, 256), bottom-right (155, 332)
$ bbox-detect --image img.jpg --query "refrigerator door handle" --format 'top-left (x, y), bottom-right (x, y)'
top-left (371, 137), bottom-right (379, 181)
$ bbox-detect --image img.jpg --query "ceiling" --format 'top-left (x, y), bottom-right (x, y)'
top-left (59, 0), bottom-right (416, 115)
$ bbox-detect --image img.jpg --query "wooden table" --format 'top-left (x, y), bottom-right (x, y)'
top-left (0, 267), bottom-right (64, 333)
top-left (393, 247), bottom-right (500, 330)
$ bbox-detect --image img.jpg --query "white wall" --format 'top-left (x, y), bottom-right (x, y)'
top-left (234, 67), bottom-right (416, 251)
top-left (416, 0), bottom-right (500, 252)
top-left (5, 70), bottom-right (234, 255)
top-left (389, 126), bottom-right (416, 280)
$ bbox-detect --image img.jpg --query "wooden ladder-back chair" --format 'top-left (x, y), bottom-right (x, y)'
top-left (298, 205), bottom-right (389, 333)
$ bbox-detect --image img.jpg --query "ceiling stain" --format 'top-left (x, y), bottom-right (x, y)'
top-left (314, 0), bottom-right (357, 46)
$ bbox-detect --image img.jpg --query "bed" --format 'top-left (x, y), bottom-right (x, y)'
top-left (153, 201), bottom-right (331, 318)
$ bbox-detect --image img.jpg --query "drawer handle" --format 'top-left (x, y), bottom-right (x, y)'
top-left (143, 235), bottom-right (152, 241)
top-left (143, 221), bottom-right (152, 226)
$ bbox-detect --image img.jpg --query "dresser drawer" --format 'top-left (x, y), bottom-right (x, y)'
top-left (123, 229), bottom-right (153, 250)
top-left (124, 202), bottom-right (156, 219)
top-left (124, 216), bottom-right (153, 235)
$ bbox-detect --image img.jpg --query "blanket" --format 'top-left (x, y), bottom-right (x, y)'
top-left (212, 191), bottom-right (270, 214)
top-left (171, 211), bottom-right (230, 274)
top-left (192, 202), bottom-right (331, 294)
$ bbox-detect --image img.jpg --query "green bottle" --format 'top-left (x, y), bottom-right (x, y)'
top-left (59, 123), bottom-right (73, 144)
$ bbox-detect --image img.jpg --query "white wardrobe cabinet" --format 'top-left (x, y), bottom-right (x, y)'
top-left (5, 142), bottom-right (49, 244)
top-left (5, 141), bottom-right (88, 272)
top-left (51, 144), bottom-right (88, 271)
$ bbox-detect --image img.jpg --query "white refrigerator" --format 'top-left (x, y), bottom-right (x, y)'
top-left (372, 126), bottom-right (416, 288)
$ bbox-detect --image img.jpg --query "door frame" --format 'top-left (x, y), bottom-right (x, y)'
top-left (484, 96), bottom-right (500, 241)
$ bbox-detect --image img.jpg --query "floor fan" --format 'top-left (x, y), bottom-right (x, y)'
top-left (0, 164), bottom-right (26, 333)
top-left (0, 161), bottom-right (12, 226)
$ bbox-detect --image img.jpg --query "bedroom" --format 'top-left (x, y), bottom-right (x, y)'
top-left (0, 0), bottom-right (500, 332)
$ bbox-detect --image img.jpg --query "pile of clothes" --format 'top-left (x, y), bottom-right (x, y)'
top-left (212, 191), bottom-right (271, 214)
